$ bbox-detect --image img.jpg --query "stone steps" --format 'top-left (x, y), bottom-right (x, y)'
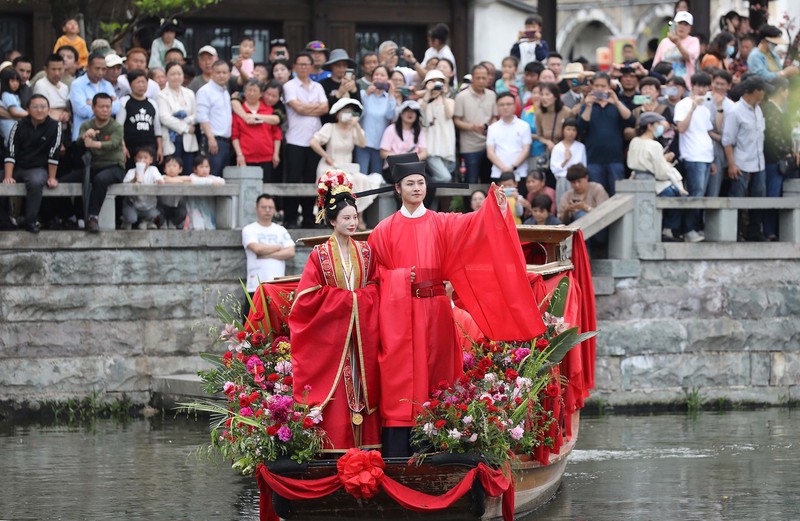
top-left (590, 259), bottom-right (641, 296)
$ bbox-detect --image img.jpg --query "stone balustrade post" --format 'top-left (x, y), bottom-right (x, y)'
top-left (615, 179), bottom-right (659, 258)
top-left (781, 179), bottom-right (800, 243)
top-left (223, 166), bottom-right (263, 228)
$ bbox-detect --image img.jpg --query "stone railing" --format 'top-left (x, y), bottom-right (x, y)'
top-left (0, 166), bottom-right (487, 231)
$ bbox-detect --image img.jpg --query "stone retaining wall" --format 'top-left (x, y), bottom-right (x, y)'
top-left (594, 259), bottom-right (800, 407)
top-left (1, 234), bottom-right (798, 408)
top-left (0, 232), bottom-right (309, 406)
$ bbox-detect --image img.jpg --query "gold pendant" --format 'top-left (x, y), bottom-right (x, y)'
top-left (351, 412), bottom-right (363, 425)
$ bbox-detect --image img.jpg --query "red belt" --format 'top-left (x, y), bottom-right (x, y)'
top-left (411, 280), bottom-right (446, 298)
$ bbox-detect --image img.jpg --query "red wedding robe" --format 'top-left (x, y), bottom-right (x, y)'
top-left (368, 190), bottom-right (546, 427)
top-left (289, 238), bottom-right (382, 451)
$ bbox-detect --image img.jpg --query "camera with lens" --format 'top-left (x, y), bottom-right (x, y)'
top-left (432, 81), bottom-right (444, 91)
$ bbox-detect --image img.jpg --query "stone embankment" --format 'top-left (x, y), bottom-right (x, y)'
top-left (1, 232), bottom-right (798, 411)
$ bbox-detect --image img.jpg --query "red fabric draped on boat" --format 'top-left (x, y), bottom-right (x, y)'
top-left (255, 449), bottom-right (515, 521)
top-left (245, 281), bottom-right (298, 336)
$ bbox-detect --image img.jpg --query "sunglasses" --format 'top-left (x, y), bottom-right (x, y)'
top-left (270, 38), bottom-right (287, 46)
top-left (570, 78), bottom-right (589, 87)
top-left (307, 41), bottom-right (326, 50)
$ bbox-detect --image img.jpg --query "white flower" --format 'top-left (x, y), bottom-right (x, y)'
top-left (479, 393), bottom-right (495, 404)
top-left (448, 429), bottom-right (462, 440)
top-left (544, 312), bottom-right (570, 335)
top-left (462, 415), bottom-right (473, 425)
top-left (483, 373), bottom-right (497, 384)
top-left (422, 401), bottom-right (431, 408)
top-left (509, 425), bottom-right (525, 440)
top-left (423, 422), bottom-right (436, 436)
top-left (223, 381), bottom-right (235, 393)
top-left (515, 376), bottom-right (532, 391)
top-left (467, 433), bottom-right (478, 443)
top-left (220, 322), bottom-right (238, 340)
top-left (275, 360), bottom-right (292, 375)
top-left (307, 407), bottom-right (323, 424)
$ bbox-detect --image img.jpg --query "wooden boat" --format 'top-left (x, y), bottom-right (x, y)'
top-left (265, 412), bottom-right (580, 520)
top-left (256, 225), bottom-right (590, 520)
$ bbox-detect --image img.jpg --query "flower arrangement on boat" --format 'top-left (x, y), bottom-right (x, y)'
top-left (184, 276), bottom-right (595, 474)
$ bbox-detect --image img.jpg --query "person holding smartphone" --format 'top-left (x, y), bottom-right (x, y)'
top-left (509, 15), bottom-right (550, 70)
top-left (318, 49), bottom-right (361, 125)
top-left (652, 11), bottom-right (700, 88)
top-left (557, 164), bottom-right (608, 226)
top-left (578, 72), bottom-right (633, 197)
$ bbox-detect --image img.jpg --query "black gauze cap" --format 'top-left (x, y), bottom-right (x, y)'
top-left (392, 161), bottom-right (428, 184)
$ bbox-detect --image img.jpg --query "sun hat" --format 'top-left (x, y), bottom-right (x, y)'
top-left (329, 97), bottom-right (363, 115)
top-left (423, 69), bottom-right (447, 84)
top-left (674, 11), bottom-right (694, 25)
top-left (323, 49), bottom-right (357, 70)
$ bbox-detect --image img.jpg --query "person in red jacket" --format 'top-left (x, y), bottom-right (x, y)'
top-left (232, 79), bottom-right (283, 182)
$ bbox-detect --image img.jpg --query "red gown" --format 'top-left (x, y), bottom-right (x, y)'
top-left (288, 237), bottom-right (382, 452)
top-left (368, 190), bottom-right (546, 427)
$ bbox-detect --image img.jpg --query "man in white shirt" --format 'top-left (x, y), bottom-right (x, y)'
top-left (486, 92), bottom-right (531, 181)
top-left (242, 194), bottom-right (296, 316)
top-left (115, 47), bottom-right (161, 99)
top-left (283, 51), bottom-right (328, 227)
top-left (196, 60), bottom-right (232, 177)
top-left (673, 71), bottom-right (714, 242)
top-left (33, 54), bottom-right (70, 127)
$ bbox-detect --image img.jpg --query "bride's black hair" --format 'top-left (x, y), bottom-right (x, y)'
top-left (325, 190), bottom-right (358, 227)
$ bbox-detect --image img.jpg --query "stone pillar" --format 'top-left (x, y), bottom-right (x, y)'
top-left (98, 195), bottom-right (116, 231)
top-left (616, 179), bottom-right (660, 258)
top-left (780, 179), bottom-right (800, 243)
top-left (223, 166), bottom-right (262, 229)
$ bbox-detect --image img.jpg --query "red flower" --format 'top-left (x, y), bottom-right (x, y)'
top-left (249, 391), bottom-right (260, 403)
top-left (251, 332), bottom-right (267, 346)
top-left (266, 425), bottom-right (279, 436)
top-left (302, 416), bottom-right (314, 429)
top-left (336, 448), bottom-right (385, 499)
top-left (505, 369), bottom-right (519, 381)
top-left (434, 419), bottom-right (447, 429)
top-left (429, 399), bottom-right (440, 408)
top-left (236, 331), bottom-right (248, 342)
top-left (222, 351), bottom-right (233, 366)
top-left (252, 310), bottom-right (265, 321)
top-left (546, 383), bottom-right (560, 398)
top-left (267, 373), bottom-right (280, 382)
top-left (239, 396), bottom-right (250, 407)
top-left (225, 418), bottom-right (232, 428)
top-left (535, 338), bottom-right (549, 350)
top-left (282, 376), bottom-right (293, 386)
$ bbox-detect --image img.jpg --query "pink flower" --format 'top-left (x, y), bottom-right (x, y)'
top-left (277, 425), bottom-right (292, 441)
top-left (509, 425), bottom-right (525, 440)
top-left (240, 407), bottom-right (253, 417)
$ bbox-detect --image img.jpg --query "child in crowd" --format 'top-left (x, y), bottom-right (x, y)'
top-left (149, 19), bottom-right (186, 70)
top-left (159, 156), bottom-right (190, 229)
top-left (495, 56), bottom-right (523, 98)
top-left (498, 171), bottom-right (524, 224)
top-left (53, 18), bottom-right (88, 69)
top-left (121, 147), bottom-right (164, 230)
top-left (187, 155), bottom-right (225, 230)
top-left (232, 37), bottom-right (256, 79)
top-left (0, 68), bottom-right (28, 146)
top-left (522, 170), bottom-right (557, 219)
top-left (524, 194), bottom-right (562, 225)
top-left (549, 118), bottom-right (586, 206)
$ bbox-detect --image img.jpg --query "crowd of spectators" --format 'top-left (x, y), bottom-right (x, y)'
top-left (1, 3), bottom-right (798, 242)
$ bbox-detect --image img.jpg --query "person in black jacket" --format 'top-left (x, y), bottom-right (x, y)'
top-left (1, 94), bottom-right (62, 232)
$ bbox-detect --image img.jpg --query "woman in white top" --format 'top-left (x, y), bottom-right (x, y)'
top-left (157, 61), bottom-right (199, 173)
top-left (309, 98), bottom-right (383, 228)
top-left (627, 112), bottom-right (687, 241)
top-left (418, 69), bottom-right (456, 184)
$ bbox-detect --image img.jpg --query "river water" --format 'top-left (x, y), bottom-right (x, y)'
top-left (1, 408), bottom-right (797, 520)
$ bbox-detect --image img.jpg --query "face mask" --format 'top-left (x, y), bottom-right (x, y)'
top-left (654, 124), bottom-right (664, 138)
top-left (727, 45), bottom-right (736, 57)
top-left (340, 112), bottom-right (353, 122)
top-left (768, 41), bottom-right (777, 53)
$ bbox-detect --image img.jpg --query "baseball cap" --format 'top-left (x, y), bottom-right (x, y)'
top-left (198, 45), bottom-right (218, 57)
top-left (105, 53), bottom-right (125, 67)
top-left (674, 11), bottom-right (693, 25)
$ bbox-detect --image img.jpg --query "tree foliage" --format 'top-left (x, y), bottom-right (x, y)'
top-left (40, 0), bottom-right (220, 48)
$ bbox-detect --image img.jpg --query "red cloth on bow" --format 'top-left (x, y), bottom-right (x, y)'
top-left (255, 449), bottom-right (515, 521)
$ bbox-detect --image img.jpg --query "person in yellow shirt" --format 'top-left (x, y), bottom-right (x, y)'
top-left (53, 18), bottom-right (89, 70)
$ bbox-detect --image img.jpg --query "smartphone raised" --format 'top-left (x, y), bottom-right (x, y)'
top-left (593, 90), bottom-right (609, 100)
top-left (231, 45), bottom-right (240, 61)
top-left (344, 68), bottom-right (355, 81)
top-left (632, 94), bottom-right (652, 105)
top-left (524, 30), bottom-right (537, 39)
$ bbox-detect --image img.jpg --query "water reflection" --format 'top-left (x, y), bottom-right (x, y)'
top-left (1, 409), bottom-right (797, 520)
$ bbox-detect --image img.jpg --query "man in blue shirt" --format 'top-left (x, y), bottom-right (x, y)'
top-left (196, 60), bottom-right (232, 177)
top-left (68, 51), bottom-right (119, 141)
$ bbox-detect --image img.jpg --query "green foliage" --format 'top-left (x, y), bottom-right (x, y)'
top-left (685, 386), bottom-right (703, 415)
